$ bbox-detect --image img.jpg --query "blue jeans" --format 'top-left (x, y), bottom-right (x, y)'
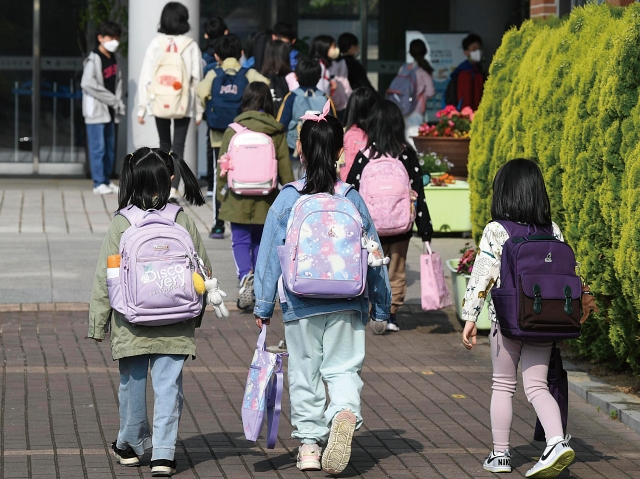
top-left (116, 354), bottom-right (186, 461)
top-left (86, 122), bottom-right (115, 188)
top-left (231, 223), bottom-right (264, 280)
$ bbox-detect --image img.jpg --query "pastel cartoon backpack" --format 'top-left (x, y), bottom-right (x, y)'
top-left (107, 204), bottom-right (207, 326)
top-left (219, 122), bottom-right (279, 196)
top-left (205, 67), bottom-right (249, 130)
top-left (286, 88), bottom-right (329, 149)
top-left (359, 149), bottom-right (417, 236)
top-left (385, 63), bottom-right (418, 116)
top-left (277, 180), bottom-right (369, 300)
top-left (149, 37), bottom-right (193, 119)
top-left (490, 220), bottom-right (582, 342)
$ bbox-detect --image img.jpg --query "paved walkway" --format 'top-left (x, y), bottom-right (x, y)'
top-left (1, 179), bottom-right (640, 478)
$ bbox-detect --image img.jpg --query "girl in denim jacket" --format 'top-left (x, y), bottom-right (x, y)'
top-left (253, 106), bottom-right (391, 474)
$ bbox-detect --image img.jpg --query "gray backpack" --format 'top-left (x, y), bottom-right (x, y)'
top-left (385, 63), bottom-right (418, 116)
top-left (286, 88), bottom-right (330, 149)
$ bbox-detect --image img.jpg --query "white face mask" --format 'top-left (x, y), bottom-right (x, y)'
top-left (328, 47), bottom-right (340, 60)
top-left (103, 39), bottom-right (120, 53)
top-left (469, 49), bottom-right (482, 62)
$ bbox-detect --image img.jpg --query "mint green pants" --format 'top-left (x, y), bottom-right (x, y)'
top-left (284, 311), bottom-right (365, 444)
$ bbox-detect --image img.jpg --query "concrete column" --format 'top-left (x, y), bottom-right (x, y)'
top-left (530, 0), bottom-right (557, 18)
top-left (127, 0), bottom-right (200, 175)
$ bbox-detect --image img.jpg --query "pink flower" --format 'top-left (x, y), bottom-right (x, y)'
top-left (448, 120), bottom-right (455, 127)
top-left (461, 106), bottom-right (475, 120)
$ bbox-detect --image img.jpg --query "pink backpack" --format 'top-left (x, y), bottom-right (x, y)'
top-left (340, 126), bottom-right (367, 181)
top-left (225, 122), bottom-right (278, 196)
top-left (359, 150), bottom-right (416, 236)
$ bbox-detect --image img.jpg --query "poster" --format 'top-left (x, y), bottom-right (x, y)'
top-left (405, 31), bottom-right (469, 121)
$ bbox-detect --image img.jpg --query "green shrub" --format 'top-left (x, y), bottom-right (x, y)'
top-left (469, 3), bottom-right (640, 373)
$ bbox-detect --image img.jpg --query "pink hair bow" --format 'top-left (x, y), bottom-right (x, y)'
top-left (300, 100), bottom-right (331, 122)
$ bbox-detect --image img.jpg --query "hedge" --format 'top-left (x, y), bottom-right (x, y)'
top-left (468, 3), bottom-right (640, 373)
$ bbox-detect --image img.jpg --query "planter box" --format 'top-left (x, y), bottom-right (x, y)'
top-left (424, 181), bottom-right (472, 233)
top-left (413, 136), bottom-right (470, 179)
top-left (446, 259), bottom-right (491, 330)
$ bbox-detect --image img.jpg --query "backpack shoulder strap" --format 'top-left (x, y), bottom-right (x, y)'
top-left (117, 205), bottom-right (144, 226)
top-left (230, 122), bottom-right (247, 133)
top-left (283, 179), bottom-right (305, 192)
top-left (118, 204), bottom-right (183, 227)
top-left (237, 67), bottom-right (249, 78)
top-left (334, 180), bottom-right (354, 197)
top-left (157, 203), bottom-right (183, 221)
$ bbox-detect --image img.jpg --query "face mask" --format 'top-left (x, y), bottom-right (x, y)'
top-left (328, 47), bottom-right (340, 60)
top-left (469, 49), bottom-right (482, 62)
top-left (103, 39), bottom-right (120, 53)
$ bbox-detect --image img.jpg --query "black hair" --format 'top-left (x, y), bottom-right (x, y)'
top-left (338, 32), bottom-right (358, 54)
top-left (96, 20), bottom-right (122, 38)
top-left (409, 39), bottom-right (434, 75)
top-left (343, 87), bottom-right (378, 131)
top-left (245, 30), bottom-right (272, 72)
top-left (215, 34), bottom-right (242, 60)
top-left (261, 40), bottom-right (292, 76)
top-left (463, 33), bottom-right (483, 51)
top-left (204, 16), bottom-right (227, 39)
top-left (295, 57), bottom-right (322, 87)
top-left (158, 2), bottom-right (190, 35)
top-left (299, 115), bottom-right (344, 195)
top-left (491, 159), bottom-right (552, 226)
top-left (309, 35), bottom-right (335, 67)
top-left (240, 82), bottom-right (274, 116)
top-left (365, 100), bottom-right (413, 159)
top-left (272, 21), bottom-right (296, 42)
top-left (118, 148), bottom-right (205, 211)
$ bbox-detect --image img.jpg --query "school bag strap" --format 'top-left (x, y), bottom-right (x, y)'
top-left (229, 122), bottom-right (247, 133)
top-left (493, 219), bottom-right (553, 238)
top-left (117, 203), bottom-right (183, 227)
top-left (283, 179), bottom-right (353, 197)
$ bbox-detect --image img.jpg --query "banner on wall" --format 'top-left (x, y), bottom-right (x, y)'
top-left (405, 31), bottom-right (468, 121)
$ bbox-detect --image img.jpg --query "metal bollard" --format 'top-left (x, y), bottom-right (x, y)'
top-left (53, 82), bottom-right (57, 162)
top-left (14, 81), bottom-right (18, 162)
top-left (70, 79), bottom-right (74, 163)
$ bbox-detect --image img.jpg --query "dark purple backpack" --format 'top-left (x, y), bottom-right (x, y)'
top-left (490, 220), bottom-right (582, 342)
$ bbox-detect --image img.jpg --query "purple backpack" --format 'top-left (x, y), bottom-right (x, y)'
top-left (490, 220), bottom-right (582, 342)
top-left (277, 180), bottom-right (368, 299)
top-left (385, 63), bottom-right (418, 116)
top-left (107, 204), bottom-right (204, 326)
top-left (242, 326), bottom-right (286, 449)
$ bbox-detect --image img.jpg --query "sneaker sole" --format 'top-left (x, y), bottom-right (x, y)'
top-left (483, 464), bottom-right (512, 473)
top-left (151, 465), bottom-right (176, 477)
top-left (322, 410), bottom-right (356, 474)
top-left (297, 459), bottom-right (322, 471)
top-left (209, 233), bottom-right (224, 239)
top-left (371, 321), bottom-right (387, 335)
top-left (113, 452), bottom-right (139, 467)
top-left (526, 449), bottom-right (575, 479)
top-left (237, 275), bottom-right (255, 310)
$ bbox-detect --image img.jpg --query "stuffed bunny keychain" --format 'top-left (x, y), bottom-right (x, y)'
top-left (194, 257), bottom-right (230, 318)
top-left (361, 235), bottom-right (390, 267)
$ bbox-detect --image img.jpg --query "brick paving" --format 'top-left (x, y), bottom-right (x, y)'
top-left (1, 307), bottom-right (640, 479)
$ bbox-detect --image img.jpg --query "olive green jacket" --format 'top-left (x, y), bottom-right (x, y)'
top-left (216, 111), bottom-right (295, 225)
top-left (88, 211), bottom-right (212, 360)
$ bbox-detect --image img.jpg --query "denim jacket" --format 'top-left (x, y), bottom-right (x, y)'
top-left (253, 184), bottom-right (391, 324)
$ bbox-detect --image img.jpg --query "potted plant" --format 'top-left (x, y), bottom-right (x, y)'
top-left (413, 106), bottom-right (474, 178)
top-left (418, 151), bottom-right (454, 185)
top-left (445, 243), bottom-right (491, 330)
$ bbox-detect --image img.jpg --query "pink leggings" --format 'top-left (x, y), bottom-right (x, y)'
top-left (490, 323), bottom-right (563, 451)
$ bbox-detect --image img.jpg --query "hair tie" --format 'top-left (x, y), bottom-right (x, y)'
top-left (300, 100), bottom-right (331, 122)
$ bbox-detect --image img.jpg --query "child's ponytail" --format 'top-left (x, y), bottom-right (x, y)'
top-left (117, 148), bottom-right (204, 211)
top-left (169, 152), bottom-right (206, 206)
top-left (299, 113), bottom-right (344, 195)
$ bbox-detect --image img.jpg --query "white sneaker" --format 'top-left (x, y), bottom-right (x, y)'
top-left (93, 184), bottom-right (113, 195)
top-left (483, 449), bottom-right (511, 473)
top-left (386, 322), bottom-right (400, 332)
top-left (370, 320), bottom-right (387, 335)
top-left (322, 410), bottom-right (357, 474)
top-left (237, 273), bottom-right (255, 310)
top-left (206, 190), bottom-right (214, 197)
top-left (107, 183), bottom-right (119, 194)
top-left (296, 444), bottom-right (322, 471)
top-left (525, 434), bottom-right (575, 478)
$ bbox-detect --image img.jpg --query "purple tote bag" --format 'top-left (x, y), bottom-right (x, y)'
top-left (242, 326), bottom-right (286, 449)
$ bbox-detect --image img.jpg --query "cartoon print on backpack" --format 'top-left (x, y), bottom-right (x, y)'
top-left (362, 235), bottom-right (390, 267)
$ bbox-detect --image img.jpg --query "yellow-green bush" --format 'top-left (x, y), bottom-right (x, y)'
top-left (469, 3), bottom-right (640, 373)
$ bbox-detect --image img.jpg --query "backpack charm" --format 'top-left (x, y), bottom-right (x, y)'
top-left (218, 153), bottom-right (231, 178)
top-left (362, 235), bottom-right (390, 267)
top-left (205, 278), bottom-right (229, 318)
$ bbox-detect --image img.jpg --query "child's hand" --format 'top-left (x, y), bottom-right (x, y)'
top-left (137, 116), bottom-right (145, 125)
top-left (462, 321), bottom-right (477, 350)
top-left (581, 284), bottom-right (599, 324)
top-left (255, 316), bottom-right (270, 328)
